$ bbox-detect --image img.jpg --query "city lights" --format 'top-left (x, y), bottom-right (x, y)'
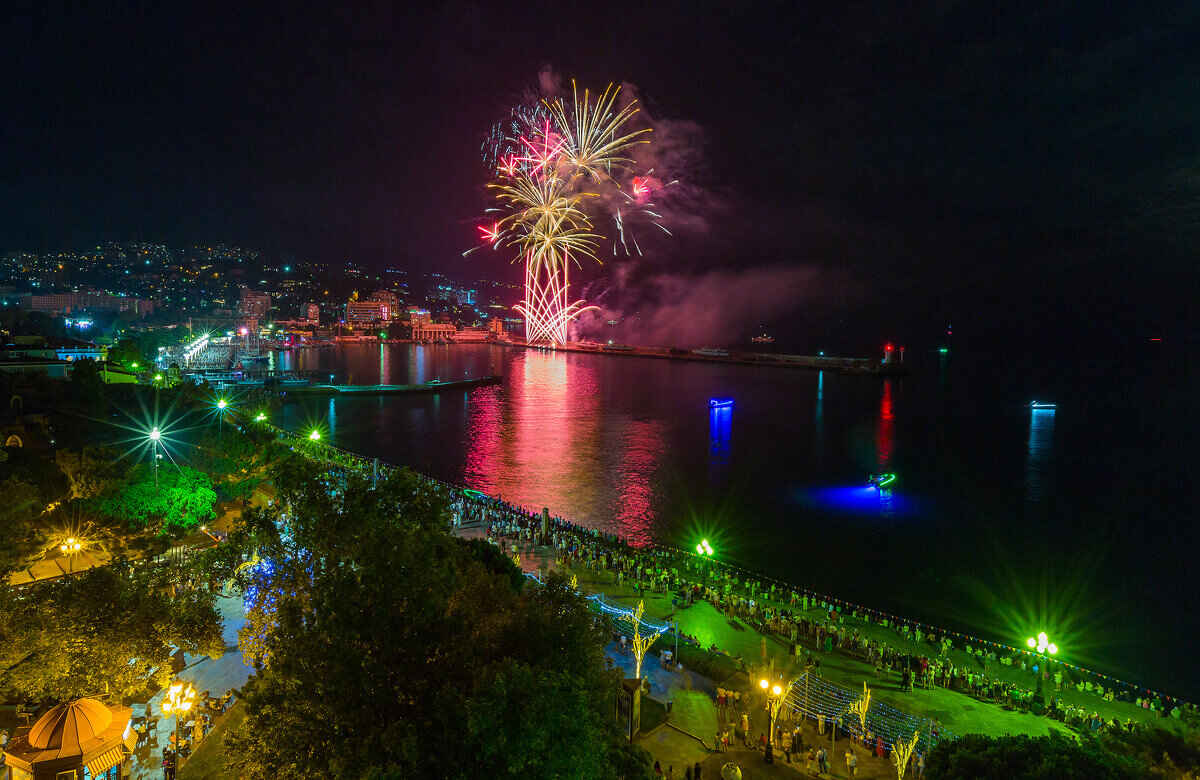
top-left (695, 539), bottom-right (713, 556)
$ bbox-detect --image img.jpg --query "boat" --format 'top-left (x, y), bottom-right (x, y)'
top-left (602, 342), bottom-right (634, 351)
top-left (692, 348), bottom-right (729, 357)
top-left (709, 398), bottom-right (734, 409)
top-left (868, 473), bottom-right (897, 490)
top-left (751, 333), bottom-right (775, 344)
top-left (1030, 401), bottom-right (1057, 410)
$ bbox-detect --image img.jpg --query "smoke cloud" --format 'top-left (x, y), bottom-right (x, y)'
top-left (573, 264), bottom-right (834, 348)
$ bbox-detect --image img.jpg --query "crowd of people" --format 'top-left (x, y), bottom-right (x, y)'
top-left (292, 433), bottom-right (1199, 738)
top-left (458, 490), bottom-right (1197, 736)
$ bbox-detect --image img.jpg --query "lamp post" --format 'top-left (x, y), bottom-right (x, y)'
top-left (161, 681), bottom-right (197, 761)
top-left (148, 427), bottom-right (162, 488)
top-left (59, 537), bottom-right (82, 573)
top-left (759, 678), bottom-right (785, 763)
top-left (1026, 632), bottom-right (1058, 656)
top-left (216, 399), bottom-right (229, 437)
top-left (696, 538), bottom-right (713, 583)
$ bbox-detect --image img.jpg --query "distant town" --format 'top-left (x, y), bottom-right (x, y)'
top-left (0, 241), bottom-right (525, 378)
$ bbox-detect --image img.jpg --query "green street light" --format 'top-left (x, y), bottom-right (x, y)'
top-left (216, 399), bottom-right (228, 410)
top-left (154, 373), bottom-right (163, 382)
top-left (1026, 631), bottom-right (1058, 655)
top-left (696, 539), bottom-right (713, 556)
top-left (131, 361), bottom-right (139, 369)
top-left (308, 429), bottom-right (321, 441)
top-left (254, 412), bottom-right (267, 422)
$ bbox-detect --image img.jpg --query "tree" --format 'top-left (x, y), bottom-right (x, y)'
top-left (55, 447), bottom-right (120, 499)
top-left (925, 733), bottom-right (1144, 779)
top-left (0, 447), bottom-right (69, 506)
top-left (67, 358), bottom-right (106, 412)
top-left (0, 561), bottom-right (222, 703)
top-left (92, 464), bottom-right (217, 535)
top-left (208, 460), bottom-right (651, 779)
top-left (0, 476), bottom-right (46, 576)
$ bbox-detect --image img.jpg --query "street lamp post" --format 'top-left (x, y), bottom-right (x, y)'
top-left (759, 678), bottom-right (785, 764)
top-left (1026, 632), bottom-right (1058, 656)
top-left (161, 681), bottom-right (197, 762)
top-left (149, 427), bottom-right (162, 488)
top-left (60, 537), bottom-right (82, 573)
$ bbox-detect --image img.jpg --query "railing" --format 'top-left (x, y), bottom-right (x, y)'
top-left (784, 672), bottom-right (951, 755)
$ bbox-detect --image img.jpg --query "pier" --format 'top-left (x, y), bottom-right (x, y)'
top-left (280, 375), bottom-right (502, 397)
top-left (503, 340), bottom-right (908, 375)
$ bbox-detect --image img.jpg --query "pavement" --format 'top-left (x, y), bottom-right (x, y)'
top-left (128, 589), bottom-right (253, 780)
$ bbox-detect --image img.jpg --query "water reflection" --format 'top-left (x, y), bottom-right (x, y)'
top-left (613, 419), bottom-right (663, 545)
top-left (709, 405), bottom-right (732, 460)
top-left (814, 371), bottom-right (825, 461)
top-left (876, 379), bottom-right (894, 468)
top-left (1026, 408), bottom-right (1055, 502)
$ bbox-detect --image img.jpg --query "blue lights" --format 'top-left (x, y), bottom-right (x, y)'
top-left (709, 404), bottom-right (732, 459)
top-left (709, 398), bottom-right (734, 408)
top-left (799, 484), bottom-right (916, 518)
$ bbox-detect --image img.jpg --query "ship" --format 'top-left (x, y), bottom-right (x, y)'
top-left (751, 333), bottom-right (775, 344)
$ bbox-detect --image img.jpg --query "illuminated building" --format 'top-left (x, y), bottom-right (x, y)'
top-left (346, 300), bottom-right (390, 323)
top-left (22, 291), bottom-right (154, 316)
top-left (367, 290), bottom-right (400, 319)
top-left (238, 288), bottom-right (271, 319)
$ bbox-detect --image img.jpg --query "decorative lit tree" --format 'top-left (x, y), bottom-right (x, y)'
top-left (849, 681), bottom-right (872, 739)
top-left (892, 730), bottom-right (921, 780)
top-left (630, 600), bottom-right (661, 679)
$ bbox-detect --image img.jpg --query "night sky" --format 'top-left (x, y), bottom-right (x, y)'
top-left (3, 1), bottom-right (1198, 346)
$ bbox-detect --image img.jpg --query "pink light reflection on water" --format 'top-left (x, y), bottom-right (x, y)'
top-left (463, 384), bottom-right (503, 496)
top-left (612, 418), bottom-right (664, 547)
top-left (464, 350), bottom-right (608, 526)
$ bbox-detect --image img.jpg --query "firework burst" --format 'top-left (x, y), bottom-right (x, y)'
top-left (472, 80), bottom-right (666, 343)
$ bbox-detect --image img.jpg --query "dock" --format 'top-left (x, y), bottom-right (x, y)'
top-left (502, 341), bottom-right (908, 376)
top-left (281, 375), bottom-right (502, 397)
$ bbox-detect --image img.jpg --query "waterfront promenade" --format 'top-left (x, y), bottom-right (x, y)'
top-left (286, 427), bottom-right (1196, 739)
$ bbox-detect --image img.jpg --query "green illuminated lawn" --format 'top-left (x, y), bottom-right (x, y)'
top-left (562, 561), bottom-right (1182, 740)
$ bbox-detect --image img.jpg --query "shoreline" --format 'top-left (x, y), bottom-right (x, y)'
top-left (275, 423), bottom-right (1193, 719)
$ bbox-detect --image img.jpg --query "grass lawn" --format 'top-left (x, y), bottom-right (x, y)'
top-left (178, 701), bottom-right (245, 780)
top-left (558, 558), bottom-right (1181, 740)
top-left (641, 696), bottom-right (668, 733)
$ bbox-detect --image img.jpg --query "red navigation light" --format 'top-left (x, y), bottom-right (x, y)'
top-left (885, 343), bottom-right (894, 351)
top-left (1150, 337), bottom-right (1162, 342)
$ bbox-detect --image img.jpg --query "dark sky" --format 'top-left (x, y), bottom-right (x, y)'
top-left (3, 1), bottom-right (1198, 344)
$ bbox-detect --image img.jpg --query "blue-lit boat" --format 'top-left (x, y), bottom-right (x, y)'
top-left (1030, 401), bottom-right (1056, 410)
top-left (709, 398), bottom-right (734, 409)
